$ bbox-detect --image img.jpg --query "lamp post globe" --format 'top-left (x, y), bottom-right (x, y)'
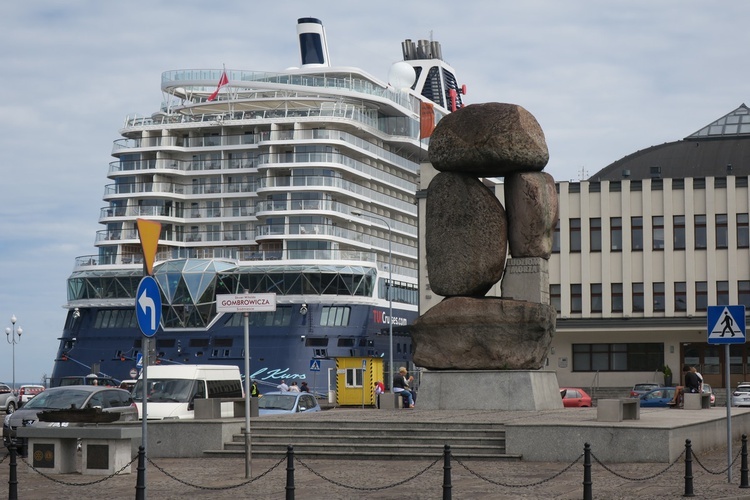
top-left (6, 315), bottom-right (22, 395)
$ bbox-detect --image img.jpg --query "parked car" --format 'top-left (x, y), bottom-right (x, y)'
top-left (18, 385), bottom-right (45, 406)
top-left (0, 383), bottom-right (18, 414)
top-left (630, 383), bottom-right (661, 398)
top-left (3, 385), bottom-right (138, 455)
top-left (258, 391), bottom-right (321, 415)
top-left (57, 375), bottom-right (118, 387)
top-left (119, 380), bottom-right (137, 392)
top-left (639, 387), bottom-right (677, 407)
top-left (731, 383), bottom-right (750, 407)
top-left (559, 388), bottom-right (592, 407)
top-left (702, 383), bottom-right (716, 406)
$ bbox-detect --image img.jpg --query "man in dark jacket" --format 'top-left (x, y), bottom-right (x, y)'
top-left (670, 364), bottom-right (701, 406)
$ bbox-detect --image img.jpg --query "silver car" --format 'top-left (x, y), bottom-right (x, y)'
top-left (258, 391), bottom-right (321, 415)
top-left (732, 383), bottom-right (750, 407)
top-left (3, 385), bottom-right (137, 455)
top-left (0, 383), bottom-right (18, 414)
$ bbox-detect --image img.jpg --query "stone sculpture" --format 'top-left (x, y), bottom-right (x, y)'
top-left (413, 102), bottom-right (559, 371)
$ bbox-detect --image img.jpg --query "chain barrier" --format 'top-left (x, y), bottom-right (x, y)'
top-left (692, 448), bottom-right (742, 475)
top-left (590, 449), bottom-right (685, 481)
top-left (453, 454), bottom-right (583, 488)
top-left (147, 455), bottom-right (285, 490)
top-left (19, 453), bottom-right (138, 486)
top-left (294, 455), bottom-right (441, 491)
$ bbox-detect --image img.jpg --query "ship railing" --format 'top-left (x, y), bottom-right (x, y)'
top-left (103, 179), bottom-right (259, 198)
top-left (99, 205), bottom-right (256, 222)
top-left (109, 157), bottom-right (260, 175)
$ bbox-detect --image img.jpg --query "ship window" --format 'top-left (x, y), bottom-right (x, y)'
top-left (337, 338), bottom-right (355, 347)
top-left (214, 338), bottom-right (233, 347)
top-left (189, 338), bottom-right (210, 348)
top-left (320, 306), bottom-right (351, 326)
top-left (94, 309), bottom-right (136, 329)
top-left (156, 339), bottom-right (175, 348)
top-left (305, 338), bottom-right (329, 347)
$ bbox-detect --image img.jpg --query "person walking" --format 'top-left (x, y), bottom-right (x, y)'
top-left (277, 379), bottom-right (289, 392)
top-left (250, 380), bottom-right (259, 397)
top-left (300, 381), bottom-right (310, 393)
top-left (289, 381), bottom-right (300, 392)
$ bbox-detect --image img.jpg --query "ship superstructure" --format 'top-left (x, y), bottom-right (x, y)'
top-left (52, 18), bottom-right (465, 391)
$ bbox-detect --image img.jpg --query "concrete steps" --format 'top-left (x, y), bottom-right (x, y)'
top-left (204, 419), bottom-right (519, 461)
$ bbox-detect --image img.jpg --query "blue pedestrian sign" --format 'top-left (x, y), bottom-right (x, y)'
top-left (310, 359), bottom-right (321, 372)
top-left (136, 276), bottom-right (162, 337)
top-left (707, 305), bottom-right (746, 344)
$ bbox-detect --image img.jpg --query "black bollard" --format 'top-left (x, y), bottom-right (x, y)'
top-left (443, 444), bottom-right (452, 500)
top-left (583, 443), bottom-right (592, 500)
top-left (741, 434), bottom-right (749, 489)
top-left (135, 445), bottom-right (146, 500)
top-left (286, 445), bottom-right (295, 500)
top-left (8, 443), bottom-right (18, 500)
top-left (684, 439), bottom-right (694, 497)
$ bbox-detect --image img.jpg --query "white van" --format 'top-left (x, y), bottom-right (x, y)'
top-left (132, 364), bottom-right (243, 420)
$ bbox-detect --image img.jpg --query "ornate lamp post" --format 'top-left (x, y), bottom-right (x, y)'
top-left (5, 315), bottom-right (23, 394)
top-left (353, 212), bottom-right (394, 388)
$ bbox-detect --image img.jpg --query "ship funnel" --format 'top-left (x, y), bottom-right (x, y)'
top-left (297, 17), bottom-right (331, 67)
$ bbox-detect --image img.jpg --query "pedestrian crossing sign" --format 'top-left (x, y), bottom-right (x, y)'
top-left (707, 305), bottom-right (746, 344)
top-left (310, 359), bottom-right (321, 371)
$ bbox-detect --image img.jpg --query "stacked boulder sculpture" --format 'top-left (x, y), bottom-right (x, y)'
top-left (412, 102), bottom-right (559, 373)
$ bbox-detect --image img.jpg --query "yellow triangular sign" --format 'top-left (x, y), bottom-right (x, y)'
top-left (136, 219), bottom-right (162, 276)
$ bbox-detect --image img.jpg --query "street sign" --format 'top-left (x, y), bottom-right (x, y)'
top-left (708, 305), bottom-right (746, 344)
top-left (216, 293), bottom-right (277, 313)
top-left (310, 359), bottom-right (321, 372)
top-left (136, 276), bottom-right (162, 337)
top-left (136, 353), bottom-right (143, 368)
top-left (130, 368), bottom-right (138, 379)
top-left (362, 359), bottom-right (366, 369)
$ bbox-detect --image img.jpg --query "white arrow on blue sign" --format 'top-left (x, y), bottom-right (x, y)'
top-left (136, 276), bottom-right (162, 337)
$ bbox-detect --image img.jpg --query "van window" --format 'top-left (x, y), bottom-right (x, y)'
top-left (207, 379), bottom-right (243, 398)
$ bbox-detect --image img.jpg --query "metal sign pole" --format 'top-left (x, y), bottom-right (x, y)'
top-left (141, 336), bottom-right (148, 489)
top-left (726, 343), bottom-right (732, 483)
top-left (244, 309), bottom-right (252, 479)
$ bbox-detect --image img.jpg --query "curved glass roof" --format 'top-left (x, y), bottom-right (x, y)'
top-left (687, 104), bottom-right (750, 138)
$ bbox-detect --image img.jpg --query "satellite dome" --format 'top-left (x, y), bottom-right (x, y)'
top-left (388, 62), bottom-right (416, 90)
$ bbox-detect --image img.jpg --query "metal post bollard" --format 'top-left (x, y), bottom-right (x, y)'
top-left (443, 444), bottom-right (452, 500)
top-left (286, 445), bottom-right (295, 500)
top-left (135, 445), bottom-right (146, 500)
top-left (583, 443), bottom-right (592, 500)
top-left (741, 434), bottom-right (749, 489)
top-left (8, 443), bottom-right (18, 500)
top-left (684, 439), bottom-right (694, 497)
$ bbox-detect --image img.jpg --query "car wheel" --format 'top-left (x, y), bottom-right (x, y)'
top-left (6, 401), bottom-right (15, 414)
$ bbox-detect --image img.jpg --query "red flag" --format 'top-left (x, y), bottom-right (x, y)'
top-left (208, 71), bottom-right (229, 102)
top-left (420, 101), bottom-right (435, 139)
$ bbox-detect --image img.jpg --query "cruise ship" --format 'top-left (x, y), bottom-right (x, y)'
top-left (50, 18), bottom-right (466, 392)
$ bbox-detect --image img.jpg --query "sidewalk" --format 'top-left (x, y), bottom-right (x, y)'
top-left (3, 445), bottom-right (750, 499)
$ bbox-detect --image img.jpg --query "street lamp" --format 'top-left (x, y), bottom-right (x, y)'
top-left (5, 315), bottom-right (23, 395)
top-left (352, 211), bottom-right (394, 389)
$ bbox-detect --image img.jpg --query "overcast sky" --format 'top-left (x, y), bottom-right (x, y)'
top-left (2, 2), bottom-right (749, 385)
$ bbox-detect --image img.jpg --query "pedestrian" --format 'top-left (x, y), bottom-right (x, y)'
top-left (277, 379), bottom-right (289, 392)
top-left (374, 380), bottom-right (385, 409)
top-left (300, 381), bottom-right (310, 393)
top-left (392, 367), bottom-right (414, 408)
top-left (250, 380), bottom-right (259, 397)
top-left (289, 381), bottom-right (300, 392)
top-left (669, 364), bottom-right (701, 407)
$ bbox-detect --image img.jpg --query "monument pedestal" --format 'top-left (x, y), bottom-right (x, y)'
top-left (417, 370), bottom-right (563, 411)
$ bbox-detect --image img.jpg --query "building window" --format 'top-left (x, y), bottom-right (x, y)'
top-left (694, 178), bottom-right (706, 189)
top-left (675, 282), bottom-right (687, 312)
top-left (552, 220), bottom-right (560, 253)
top-left (653, 282), bottom-right (665, 312)
top-left (716, 214), bottom-right (728, 249)
top-left (571, 284), bottom-right (582, 313)
top-left (717, 281), bottom-right (729, 306)
top-left (550, 284), bottom-right (561, 313)
top-left (570, 219), bottom-right (581, 252)
top-left (631, 217), bottom-right (643, 250)
top-left (695, 215), bottom-right (707, 249)
top-left (652, 216), bottom-right (664, 250)
top-left (673, 215), bottom-right (686, 250)
top-left (591, 284), bottom-right (602, 313)
top-left (590, 218), bottom-right (601, 252)
top-left (740, 281), bottom-right (750, 309)
top-left (611, 283), bottom-right (623, 313)
top-left (696, 281), bottom-right (708, 311)
top-left (738, 214), bottom-right (749, 248)
top-left (610, 217), bottom-right (622, 251)
top-left (632, 283), bottom-right (644, 312)
top-left (572, 343), bottom-right (664, 372)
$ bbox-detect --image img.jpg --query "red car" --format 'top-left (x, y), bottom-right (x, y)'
top-left (560, 388), bottom-right (593, 407)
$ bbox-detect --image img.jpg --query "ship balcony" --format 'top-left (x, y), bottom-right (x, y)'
top-left (99, 205), bottom-right (255, 223)
top-left (108, 158), bottom-right (258, 176)
top-left (95, 228), bottom-right (256, 246)
top-left (103, 181), bottom-right (257, 198)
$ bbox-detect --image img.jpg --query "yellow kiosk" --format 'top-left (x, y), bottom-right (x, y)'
top-left (334, 357), bottom-right (384, 406)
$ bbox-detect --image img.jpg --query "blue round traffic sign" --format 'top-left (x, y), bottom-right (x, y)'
top-left (136, 276), bottom-right (162, 337)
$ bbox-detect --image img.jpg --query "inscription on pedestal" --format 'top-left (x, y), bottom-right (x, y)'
top-left (87, 444), bottom-right (109, 470)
